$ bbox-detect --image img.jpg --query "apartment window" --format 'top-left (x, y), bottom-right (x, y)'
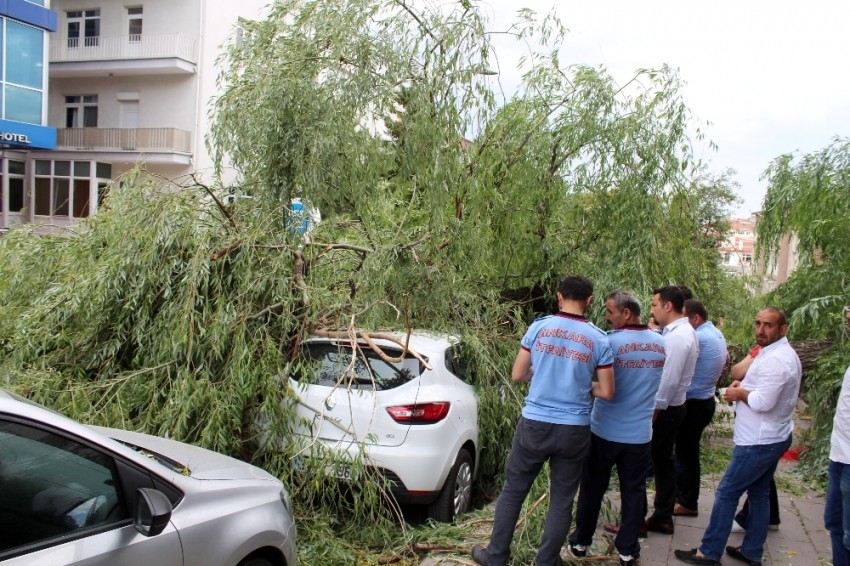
top-left (25, 0), bottom-right (47, 5)
top-left (128, 7), bottom-right (143, 41)
top-left (3, 19), bottom-right (45, 124)
top-left (65, 95), bottom-right (99, 128)
top-left (67, 9), bottom-right (100, 48)
top-left (33, 160), bottom-right (112, 219)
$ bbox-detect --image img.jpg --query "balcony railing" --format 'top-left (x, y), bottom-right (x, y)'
top-left (56, 128), bottom-right (192, 153)
top-left (50, 34), bottom-right (197, 63)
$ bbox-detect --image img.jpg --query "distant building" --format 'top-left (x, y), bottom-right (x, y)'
top-left (719, 216), bottom-right (800, 294)
top-left (1, 0), bottom-right (58, 232)
top-left (759, 231), bottom-right (801, 293)
top-left (7, 0), bottom-right (269, 234)
top-left (719, 218), bottom-right (756, 276)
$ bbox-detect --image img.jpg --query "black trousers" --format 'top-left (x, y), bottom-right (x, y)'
top-left (675, 397), bottom-right (716, 509)
top-left (571, 434), bottom-right (651, 558)
top-left (649, 403), bottom-right (686, 523)
top-left (736, 478), bottom-right (781, 526)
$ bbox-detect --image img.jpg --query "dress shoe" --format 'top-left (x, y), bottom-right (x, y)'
top-left (673, 504), bottom-right (698, 517)
top-left (674, 549), bottom-right (720, 566)
top-left (725, 545), bottom-right (762, 566)
top-left (603, 520), bottom-right (648, 538)
top-left (645, 516), bottom-right (675, 535)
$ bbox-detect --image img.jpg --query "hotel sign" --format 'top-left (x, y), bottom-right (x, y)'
top-left (0, 132), bottom-right (31, 144)
top-left (0, 120), bottom-right (56, 150)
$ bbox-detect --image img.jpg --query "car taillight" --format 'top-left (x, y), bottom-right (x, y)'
top-left (386, 402), bottom-right (450, 424)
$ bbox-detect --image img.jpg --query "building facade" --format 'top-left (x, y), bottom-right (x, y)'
top-left (7, 0), bottom-right (268, 233)
top-left (0, 0), bottom-right (58, 232)
top-left (719, 217), bottom-right (800, 294)
top-left (719, 218), bottom-right (756, 276)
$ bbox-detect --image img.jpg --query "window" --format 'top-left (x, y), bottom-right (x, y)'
top-left (2, 20), bottom-right (45, 125)
top-left (0, 420), bottom-right (129, 554)
top-left (7, 21), bottom-right (44, 89)
top-left (33, 160), bottom-right (112, 219)
top-left (0, 160), bottom-right (26, 215)
top-left (65, 95), bottom-right (99, 128)
top-left (8, 160), bottom-right (26, 213)
top-left (128, 7), bottom-right (143, 41)
top-left (298, 343), bottom-right (424, 391)
top-left (67, 9), bottom-right (100, 48)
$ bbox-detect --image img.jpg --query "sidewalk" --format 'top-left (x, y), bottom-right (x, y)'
top-left (420, 408), bottom-right (832, 566)
top-left (622, 459), bottom-right (830, 566)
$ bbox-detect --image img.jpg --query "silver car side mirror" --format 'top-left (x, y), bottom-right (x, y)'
top-left (134, 488), bottom-right (173, 537)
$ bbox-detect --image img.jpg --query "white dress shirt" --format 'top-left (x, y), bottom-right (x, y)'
top-left (829, 365), bottom-right (850, 464)
top-left (733, 337), bottom-right (802, 446)
top-left (655, 316), bottom-right (699, 410)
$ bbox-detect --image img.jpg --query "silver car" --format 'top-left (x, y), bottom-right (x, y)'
top-left (0, 389), bottom-right (296, 566)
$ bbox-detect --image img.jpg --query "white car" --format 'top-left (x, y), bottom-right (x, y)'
top-left (0, 389), bottom-right (297, 566)
top-left (288, 331), bottom-right (479, 521)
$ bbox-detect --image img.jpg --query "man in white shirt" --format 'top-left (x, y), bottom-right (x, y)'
top-left (675, 306), bottom-right (801, 566)
top-left (646, 285), bottom-right (699, 534)
top-left (824, 305), bottom-right (850, 566)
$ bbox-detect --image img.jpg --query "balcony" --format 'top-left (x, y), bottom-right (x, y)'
top-left (50, 34), bottom-right (197, 77)
top-left (56, 127), bottom-right (192, 153)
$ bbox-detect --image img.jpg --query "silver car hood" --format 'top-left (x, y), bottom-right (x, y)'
top-left (93, 426), bottom-right (279, 482)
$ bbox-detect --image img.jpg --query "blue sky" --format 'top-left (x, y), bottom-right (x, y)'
top-left (480, 0), bottom-right (850, 216)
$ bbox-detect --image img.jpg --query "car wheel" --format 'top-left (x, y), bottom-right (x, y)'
top-left (236, 557), bottom-right (274, 566)
top-left (427, 448), bottom-right (473, 522)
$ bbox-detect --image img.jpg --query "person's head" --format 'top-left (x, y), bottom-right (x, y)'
top-left (754, 306), bottom-right (788, 347)
top-left (684, 299), bottom-right (708, 329)
top-left (650, 285), bottom-right (685, 328)
top-left (844, 305), bottom-right (850, 328)
top-left (557, 275), bottom-right (594, 312)
top-left (677, 285), bottom-right (694, 302)
top-left (605, 290), bottom-right (642, 329)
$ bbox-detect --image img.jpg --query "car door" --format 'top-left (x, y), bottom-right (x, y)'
top-left (0, 418), bottom-right (183, 566)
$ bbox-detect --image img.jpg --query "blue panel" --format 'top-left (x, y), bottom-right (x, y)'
top-left (0, 119), bottom-right (56, 149)
top-left (3, 0), bottom-right (57, 31)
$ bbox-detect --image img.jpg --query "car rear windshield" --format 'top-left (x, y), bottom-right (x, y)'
top-left (297, 342), bottom-right (425, 391)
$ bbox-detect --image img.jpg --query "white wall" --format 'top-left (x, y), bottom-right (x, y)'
top-left (193, 0), bottom-right (270, 184)
top-left (48, 0), bottom-right (272, 186)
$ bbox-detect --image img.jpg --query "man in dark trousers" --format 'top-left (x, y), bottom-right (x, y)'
top-left (646, 285), bottom-right (698, 534)
top-left (568, 290), bottom-right (665, 566)
top-left (674, 299), bottom-right (728, 517)
top-left (471, 275), bottom-right (614, 566)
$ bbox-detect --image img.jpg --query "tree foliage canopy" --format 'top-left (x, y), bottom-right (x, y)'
top-left (1, 1), bottom-right (748, 563)
top-left (755, 137), bottom-right (850, 482)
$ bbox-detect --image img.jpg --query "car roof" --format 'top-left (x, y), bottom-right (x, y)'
top-left (305, 330), bottom-right (458, 357)
top-left (0, 388), bottom-right (183, 478)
